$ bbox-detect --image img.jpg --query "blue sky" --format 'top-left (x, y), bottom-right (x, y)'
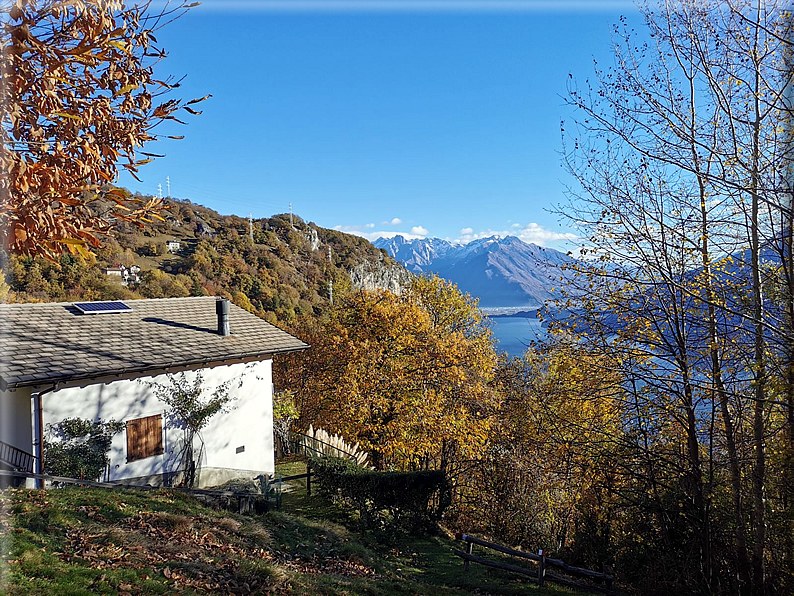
top-left (121, 0), bottom-right (642, 249)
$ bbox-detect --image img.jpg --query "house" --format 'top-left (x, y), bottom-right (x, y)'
top-left (102, 264), bottom-right (141, 286)
top-left (166, 240), bottom-right (181, 254)
top-left (124, 265), bottom-right (142, 285)
top-left (0, 297), bottom-right (308, 488)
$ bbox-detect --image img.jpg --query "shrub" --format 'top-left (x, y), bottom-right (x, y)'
top-left (146, 372), bottom-right (235, 488)
top-left (44, 418), bottom-right (124, 481)
top-left (273, 390), bottom-right (300, 457)
top-left (311, 456), bottom-right (448, 533)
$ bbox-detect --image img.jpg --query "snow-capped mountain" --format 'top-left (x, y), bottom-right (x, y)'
top-left (374, 235), bottom-right (455, 272)
top-left (374, 235), bottom-right (573, 307)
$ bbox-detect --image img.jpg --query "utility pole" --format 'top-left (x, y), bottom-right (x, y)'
top-left (157, 183), bottom-right (162, 199)
top-left (327, 245), bottom-right (333, 305)
top-left (166, 176), bottom-right (171, 198)
top-left (289, 201), bottom-right (293, 227)
top-left (249, 213), bottom-right (254, 241)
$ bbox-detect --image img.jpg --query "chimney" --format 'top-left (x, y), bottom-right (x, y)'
top-left (216, 298), bottom-right (231, 336)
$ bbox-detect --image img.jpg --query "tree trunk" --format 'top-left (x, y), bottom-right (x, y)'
top-left (681, 359), bottom-right (711, 593)
top-left (749, 7), bottom-right (767, 590)
top-left (690, 126), bottom-right (752, 593)
top-left (784, 191), bottom-right (794, 583)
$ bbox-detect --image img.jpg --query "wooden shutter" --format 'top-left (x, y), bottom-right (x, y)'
top-left (126, 414), bottom-right (164, 462)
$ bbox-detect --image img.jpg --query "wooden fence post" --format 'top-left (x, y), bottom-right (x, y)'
top-left (450, 533), bottom-right (615, 591)
top-left (306, 461), bottom-right (312, 496)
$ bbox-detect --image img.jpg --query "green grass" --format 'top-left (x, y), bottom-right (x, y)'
top-left (275, 456), bottom-right (310, 492)
top-left (273, 488), bottom-right (570, 596)
top-left (129, 233), bottom-right (197, 272)
top-left (275, 456), bottom-right (308, 478)
top-left (0, 484), bottom-right (572, 595)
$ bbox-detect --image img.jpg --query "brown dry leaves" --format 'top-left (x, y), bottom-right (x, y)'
top-left (60, 510), bottom-right (278, 594)
top-left (1, 0), bottom-right (209, 259)
top-left (56, 508), bottom-right (378, 594)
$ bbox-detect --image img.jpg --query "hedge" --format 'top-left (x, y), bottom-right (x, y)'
top-left (310, 456), bottom-right (449, 532)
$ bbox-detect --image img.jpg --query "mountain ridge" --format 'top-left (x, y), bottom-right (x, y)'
top-left (2, 195), bottom-right (411, 325)
top-left (374, 235), bottom-right (573, 307)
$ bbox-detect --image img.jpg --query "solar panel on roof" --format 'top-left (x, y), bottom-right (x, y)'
top-left (73, 301), bottom-right (133, 314)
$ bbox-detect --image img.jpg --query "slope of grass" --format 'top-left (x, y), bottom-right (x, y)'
top-left (0, 485), bottom-right (571, 595)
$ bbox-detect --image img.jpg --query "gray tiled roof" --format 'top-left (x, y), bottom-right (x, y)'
top-left (0, 297), bottom-right (309, 390)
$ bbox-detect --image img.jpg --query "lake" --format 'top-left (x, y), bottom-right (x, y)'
top-left (488, 315), bottom-right (546, 356)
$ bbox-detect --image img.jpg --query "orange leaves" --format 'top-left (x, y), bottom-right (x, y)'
top-left (182, 94), bottom-right (212, 115)
top-left (2, 0), bottom-right (204, 258)
top-left (8, 4), bottom-right (23, 21)
top-left (13, 225), bottom-right (28, 243)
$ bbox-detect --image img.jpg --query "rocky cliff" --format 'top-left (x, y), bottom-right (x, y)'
top-left (348, 254), bottom-right (413, 295)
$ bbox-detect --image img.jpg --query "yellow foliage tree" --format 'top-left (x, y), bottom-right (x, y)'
top-left (485, 337), bottom-right (623, 553)
top-left (275, 275), bottom-right (498, 471)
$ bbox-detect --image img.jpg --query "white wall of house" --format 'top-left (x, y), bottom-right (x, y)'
top-left (0, 387), bottom-right (33, 454)
top-left (40, 359), bottom-right (274, 487)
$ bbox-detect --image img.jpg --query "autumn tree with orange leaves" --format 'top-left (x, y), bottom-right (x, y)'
top-left (275, 275), bottom-right (499, 472)
top-left (1, 0), bottom-right (208, 259)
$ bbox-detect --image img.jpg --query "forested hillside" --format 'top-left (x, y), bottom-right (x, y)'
top-left (0, 195), bottom-right (410, 325)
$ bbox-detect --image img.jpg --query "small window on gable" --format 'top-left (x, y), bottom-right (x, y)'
top-left (126, 414), bottom-right (164, 462)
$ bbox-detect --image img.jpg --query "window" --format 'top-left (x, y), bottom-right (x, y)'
top-left (126, 414), bottom-right (164, 462)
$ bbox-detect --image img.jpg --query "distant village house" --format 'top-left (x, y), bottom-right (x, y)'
top-left (102, 264), bottom-right (141, 286)
top-left (101, 266), bottom-right (123, 277)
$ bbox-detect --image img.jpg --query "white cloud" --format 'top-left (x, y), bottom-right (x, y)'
top-left (336, 221), bottom-right (576, 248)
top-left (455, 222), bottom-right (578, 247)
top-left (511, 223), bottom-right (521, 229)
top-left (334, 224), bottom-right (425, 242)
top-left (380, 217), bottom-right (403, 225)
top-left (333, 224), bottom-right (368, 233)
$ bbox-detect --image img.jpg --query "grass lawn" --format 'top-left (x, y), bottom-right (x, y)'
top-left (0, 481), bottom-right (573, 595)
top-left (275, 456), bottom-right (308, 479)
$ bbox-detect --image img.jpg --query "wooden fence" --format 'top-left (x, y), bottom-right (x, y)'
top-left (454, 533), bottom-right (615, 594)
top-left (274, 430), bottom-right (368, 496)
top-left (285, 431), bottom-right (362, 463)
top-left (277, 469), bottom-right (313, 496)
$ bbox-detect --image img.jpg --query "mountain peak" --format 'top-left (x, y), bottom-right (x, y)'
top-left (374, 235), bottom-right (453, 272)
top-left (373, 235), bottom-right (573, 307)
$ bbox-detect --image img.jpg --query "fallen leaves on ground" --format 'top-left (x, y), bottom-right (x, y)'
top-left (52, 507), bottom-right (379, 594)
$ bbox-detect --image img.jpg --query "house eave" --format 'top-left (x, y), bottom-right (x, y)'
top-left (0, 343), bottom-right (309, 392)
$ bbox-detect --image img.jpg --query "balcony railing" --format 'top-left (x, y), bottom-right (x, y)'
top-left (0, 440), bottom-right (35, 472)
